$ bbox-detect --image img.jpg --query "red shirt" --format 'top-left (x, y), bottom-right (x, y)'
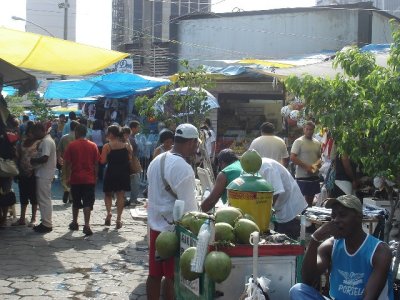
top-left (64, 139), bottom-right (100, 185)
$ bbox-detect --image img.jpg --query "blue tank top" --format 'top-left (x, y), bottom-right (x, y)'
top-left (329, 234), bottom-right (393, 300)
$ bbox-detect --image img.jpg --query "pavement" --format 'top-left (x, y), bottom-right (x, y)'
top-left (0, 179), bottom-right (150, 299)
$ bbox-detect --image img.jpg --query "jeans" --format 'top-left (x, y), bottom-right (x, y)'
top-left (130, 173), bottom-right (140, 202)
top-left (289, 283), bottom-right (330, 300)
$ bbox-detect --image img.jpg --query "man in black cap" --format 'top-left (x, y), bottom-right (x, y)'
top-left (290, 195), bottom-right (393, 299)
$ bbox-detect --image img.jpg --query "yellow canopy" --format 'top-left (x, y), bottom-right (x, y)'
top-left (237, 59), bottom-right (294, 68)
top-left (0, 27), bottom-right (129, 76)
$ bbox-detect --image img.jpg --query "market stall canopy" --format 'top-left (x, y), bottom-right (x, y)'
top-left (156, 87), bottom-right (219, 115)
top-left (43, 72), bottom-right (171, 100)
top-left (0, 58), bottom-right (38, 95)
top-left (0, 27), bottom-right (128, 76)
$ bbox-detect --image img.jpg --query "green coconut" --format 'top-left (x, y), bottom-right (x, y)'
top-left (188, 212), bottom-right (209, 236)
top-left (240, 149), bottom-right (262, 174)
top-left (155, 231), bottom-right (179, 259)
top-left (180, 247), bottom-right (200, 281)
top-left (243, 213), bottom-right (256, 223)
top-left (215, 207), bottom-right (243, 227)
top-left (204, 251), bottom-right (232, 283)
top-left (234, 218), bottom-right (260, 244)
top-left (214, 222), bottom-right (235, 243)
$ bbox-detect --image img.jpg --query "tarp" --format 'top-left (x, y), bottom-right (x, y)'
top-left (44, 72), bottom-right (171, 100)
top-left (0, 27), bottom-right (129, 76)
top-left (0, 58), bottom-right (38, 95)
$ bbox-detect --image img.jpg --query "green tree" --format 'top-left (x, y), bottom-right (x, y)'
top-left (5, 95), bottom-right (25, 117)
top-left (29, 93), bottom-right (54, 121)
top-left (135, 60), bottom-right (215, 129)
top-left (285, 22), bottom-right (400, 245)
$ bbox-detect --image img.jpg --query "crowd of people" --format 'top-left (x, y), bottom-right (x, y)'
top-left (0, 104), bottom-right (395, 299)
top-left (0, 111), bottom-right (144, 234)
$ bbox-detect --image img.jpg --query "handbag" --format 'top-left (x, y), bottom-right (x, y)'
top-left (129, 156), bottom-right (142, 175)
top-left (0, 158), bottom-right (19, 177)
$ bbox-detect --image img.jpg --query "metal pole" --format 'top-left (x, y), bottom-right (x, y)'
top-left (63, 0), bottom-right (69, 40)
top-left (11, 16), bottom-right (55, 37)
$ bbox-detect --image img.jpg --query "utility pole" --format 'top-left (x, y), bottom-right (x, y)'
top-left (58, 0), bottom-right (69, 40)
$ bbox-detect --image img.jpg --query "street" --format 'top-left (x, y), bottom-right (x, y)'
top-left (0, 179), bottom-right (149, 299)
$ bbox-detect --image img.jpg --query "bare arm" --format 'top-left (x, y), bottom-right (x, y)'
top-left (341, 154), bottom-right (357, 189)
top-left (100, 144), bottom-right (110, 164)
top-left (363, 243), bottom-right (392, 299)
top-left (201, 172), bottom-right (227, 212)
top-left (290, 152), bottom-right (313, 174)
top-left (153, 147), bottom-right (162, 159)
top-left (301, 221), bottom-right (338, 285)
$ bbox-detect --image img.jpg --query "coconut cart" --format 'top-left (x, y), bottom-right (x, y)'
top-left (173, 151), bottom-right (304, 300)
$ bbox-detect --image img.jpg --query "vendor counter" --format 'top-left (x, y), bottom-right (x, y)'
top-left (175, 225), bottom-right (304, 300)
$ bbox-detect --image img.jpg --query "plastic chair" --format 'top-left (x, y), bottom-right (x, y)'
top-left (197, 167), bottom-right (214, 194)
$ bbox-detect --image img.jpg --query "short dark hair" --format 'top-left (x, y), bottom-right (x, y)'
top-left (129, 120), bottom-right (140, 129)
top-left (68, 111), bottom-right (77, 120)
top-left (59, 114), bottom-right (66, 119)
top-left (305, 121), bottom-right (315, 128)
top-left (217, 149), bottom-right (239, 166)
top-left (260, 122), bottom-right (275, 134)
top-left (121, 126), bottom-right (131, 135)
top-left (174, 136), bottom-right (195, 144)
top-left (159, 129), bottom-right (174, 143)
top-left (75, 124), bottom-right (87, 138)
top-left (70, 120), bottom-right (79, 131)
top-left (22, 115), bottom-right (29, 122)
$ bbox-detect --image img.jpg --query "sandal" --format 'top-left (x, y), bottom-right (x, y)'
top-left (115, 221), bottom-right (123, 229)
top-left (104, 214), bottom-right (112, 226)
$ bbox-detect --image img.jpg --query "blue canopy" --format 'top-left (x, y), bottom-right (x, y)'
top-left (44, 72), bottom-right (170, 100)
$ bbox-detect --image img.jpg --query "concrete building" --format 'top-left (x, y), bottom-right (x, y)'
top-left (25, 0), bottom-right (76, 41)
top-left (112, 0), bottom-right (211, 76)
top-left (169, 2), bottom-right (395, 71)
top-left (316, 0), bottom-right (400, 18)
top-left (167, 2), bottom-right (398, 145)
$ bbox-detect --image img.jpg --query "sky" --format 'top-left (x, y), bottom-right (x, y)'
top-left (0, 0), bottom-right (315, 49)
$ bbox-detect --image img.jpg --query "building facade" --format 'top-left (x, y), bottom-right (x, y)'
top-left (169, 2), bottom-right (396, 71)
top-left (25, 0), bottom-right (76, 41)
top-left (316, 0), bottom-right (400, 18)
top-left (112, 0), bottom-right (211, 76)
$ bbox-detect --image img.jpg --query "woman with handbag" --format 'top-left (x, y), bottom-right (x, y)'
top-left (100, 125), bottom-right (131, 229)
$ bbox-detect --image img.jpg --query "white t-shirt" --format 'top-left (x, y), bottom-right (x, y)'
top-left (290, 136), bottom-right (321, 178)
top-left (35, 134), bottom-right (57, 180)
top-left (259, 157), bottom-right (308, 223)
top-left (147, 152), bottom-right (198, 232)
top-left (249, 135), bottom-right (288, 163)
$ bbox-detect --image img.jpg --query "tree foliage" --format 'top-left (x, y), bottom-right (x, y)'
top-left (135, 60), bottom-right (215, 128)
top-left (285, 23), bottom-right (400, 183)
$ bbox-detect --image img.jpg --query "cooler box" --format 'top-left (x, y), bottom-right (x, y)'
top-left (174, 225), bottom-right (304, 300)
top-left (227, 174), bottom-right (274, 232)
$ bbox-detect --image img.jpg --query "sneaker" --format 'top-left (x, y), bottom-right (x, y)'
top-left (68, 222), bottom-right (79, 231)
top-left (63, 191), bottom-right (69, 204)
top-left (33, 223), bottom-right (53, 233)
top-left (83, 226), bottom-right (93, 236)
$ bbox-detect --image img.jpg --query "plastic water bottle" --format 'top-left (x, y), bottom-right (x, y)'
top-left (191, 219), bottom-right (211, 273)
